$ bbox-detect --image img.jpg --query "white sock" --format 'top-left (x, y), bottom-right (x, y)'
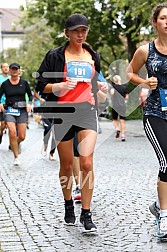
top-left (160, 210), bottom-right (167, 218)
top-left (156, 199), bottom-right (160, 208)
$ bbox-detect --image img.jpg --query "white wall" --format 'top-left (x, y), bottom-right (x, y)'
top-left (2, 35), bottom-right (23, 51)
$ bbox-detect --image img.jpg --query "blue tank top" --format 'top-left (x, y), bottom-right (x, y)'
top-left (144, 41), bottom-right (167, 120)
top-left (0, 74), bottom-right (10, 104)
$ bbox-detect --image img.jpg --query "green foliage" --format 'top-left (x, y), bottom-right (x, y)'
top-left (22, 0), bottom-right (160, 66)
top-left (107, 102), bottom-right (142, 121)
top-left (126, 106), bottom-right (142, 120)
top-left (1, 17), bottom-right (55, 88)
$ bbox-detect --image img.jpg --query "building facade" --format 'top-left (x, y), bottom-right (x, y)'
top-left (0, 8), bottom-right (24, 52)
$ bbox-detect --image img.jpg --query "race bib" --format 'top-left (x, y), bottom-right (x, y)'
top-left (7, 106), bottom-right (20, 116)
top-left (66, 61), bottom-right (93, 82)
top-left (159, 89), bottom-right (167, 111)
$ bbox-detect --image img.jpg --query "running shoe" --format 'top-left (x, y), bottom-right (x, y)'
top-left (49, 153), bottom-right (56, 161)
top-left (14, 158), bottom-right (21, 166)
top-left (18, 144), bottom-right (21, 154)
top-left (121, 137), bottom-right (125, 142)
top-left (98, 127), bottom-right (102, 134)
top-left (64, 205), bottom-right (76, 225)
top-left (0, 135), bottom-right (2, 144)
top-left (149, 201), bottom-right (160, 218)
top-left (80, 211), bottom-right (97, 233)
top-left (74, 186), bottom-right (81, 202)
top-left (41, 144), bottom-right (47, 156)
top-left (115, 130), bottom-right (120, 138)
top-left (157, 216), bottom-right (167, 239)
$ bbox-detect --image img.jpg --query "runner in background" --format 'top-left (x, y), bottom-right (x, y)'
top-left (0, 63), bottom-right (33, 166)
top-left (0, 63), bottom-right (10, 144)
top-left (110, 75), bottom-right (128, 141)
top-left (34, 90), bottom-right (56, 161)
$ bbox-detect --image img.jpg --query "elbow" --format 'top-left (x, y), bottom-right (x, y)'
top-left (126, 71), bottom-right (132, 83)
top-left (126, 65), bottom-right (133, 83)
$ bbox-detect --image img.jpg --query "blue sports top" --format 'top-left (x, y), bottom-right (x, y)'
top-left (0, 74), bottom-right (10, 104)
top-left (144, 41), bottom-right (167, 120)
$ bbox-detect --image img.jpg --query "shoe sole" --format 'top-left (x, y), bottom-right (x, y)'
top-left (74, 200), bottom-right (82, 204)
top-left (80, 222), bottom-right (97, 233)
top-left (64, 222), bottom-right (76, 226)
top-left (156, 233), bottom-right (167, 239)
top-left (14, 163), bottom-right (20, 166)
top-left (82, 227), bottom-right (97, 233)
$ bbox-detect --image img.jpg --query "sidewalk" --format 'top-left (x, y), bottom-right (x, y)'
top-left (0, 118), bottom-right (165, 252)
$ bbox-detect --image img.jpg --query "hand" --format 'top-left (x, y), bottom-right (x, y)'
top-left (26, 103), bottom-right (33, 113)
top-left (97, 81), bottom-right (108, 93)
top-left (61, 78), bottom-right (77, 90)
top-left (39, 98), bottom-right (46, 104)
top-left (0, 103), bottom-right (4, 112)
top-left (146, 77), bottom-right (158, 90)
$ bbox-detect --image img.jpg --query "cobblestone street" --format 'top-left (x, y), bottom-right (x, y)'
top-left (0, 118), bottom-right (166, 252)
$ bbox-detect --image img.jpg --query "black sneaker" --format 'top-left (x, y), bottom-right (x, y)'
top-left (115, 130), bottom-right (120, 138)
top-left (80, 211), bottom-right (97, 233)
top-left (64, 205), bottom-right (76, 225)
top-left (0, 135), bottom-right (2, 144)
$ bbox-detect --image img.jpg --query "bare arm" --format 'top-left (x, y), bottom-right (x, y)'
top-left (34, 90), bottom-right (45, 104)
top-left (43, 79), bottom-right (77, 93)
top-left (97, 81), bottom-right (108, 103)
top-left (126, 44), bottom-right (158, 90)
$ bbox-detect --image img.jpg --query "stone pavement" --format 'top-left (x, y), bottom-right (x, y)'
top-left (0, 118), bottom-right (166, 252)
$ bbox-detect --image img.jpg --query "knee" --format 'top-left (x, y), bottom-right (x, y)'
top-left (19, 135), bottom-right (25, 142)
top-left (81, 161), bottom-right (92, 173)
top-left (60, 162), bottom-right (73, 173)
top-left (9, 130), bottom-right (17, 139)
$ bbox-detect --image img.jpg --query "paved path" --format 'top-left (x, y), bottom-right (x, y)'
top-left (0, 118), bottom-right (166, 252)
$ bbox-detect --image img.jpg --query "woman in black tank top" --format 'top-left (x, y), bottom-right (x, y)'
top-left (126, 3), bottom-right (167, 239)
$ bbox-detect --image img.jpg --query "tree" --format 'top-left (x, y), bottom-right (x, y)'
top-left (23, 0), bottom-right (124, 74)
top-left (23, 0), bottom-right (160, 63)
top-left (1, 16), bottom-right (55, 88)
top-left (1, 0), bottom-right (163, 90)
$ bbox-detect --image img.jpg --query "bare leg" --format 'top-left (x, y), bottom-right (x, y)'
top-left (7, 122), bottom-right (18, 158)
top-left (78, 130), bottom-right (97, 209)
top-left (73, 156), bottom-right (80, 186)
top-left (158, 181), bottom-right (167, 210)
top-left (0, 121), bottom-right (6, 136)
top-left (57, 139), bottom-right (74, 200)
top-left (120, 118), bottom-right (125, 136)
top-left (112, 119), bottom-right (119, 131)
top-left (17, 123), bottom-right (26, 145)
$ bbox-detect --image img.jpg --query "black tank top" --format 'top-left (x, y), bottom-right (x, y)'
top-left (144, 41), bottom-right (167, 120)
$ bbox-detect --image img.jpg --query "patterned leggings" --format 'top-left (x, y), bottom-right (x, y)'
top-left (143, 115), bottom-right (167, 182)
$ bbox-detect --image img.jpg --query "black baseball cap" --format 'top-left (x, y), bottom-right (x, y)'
top-left (65, 14), bottom-right (89, 30)
top-left (9, 63), bottom-right (20, 69)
